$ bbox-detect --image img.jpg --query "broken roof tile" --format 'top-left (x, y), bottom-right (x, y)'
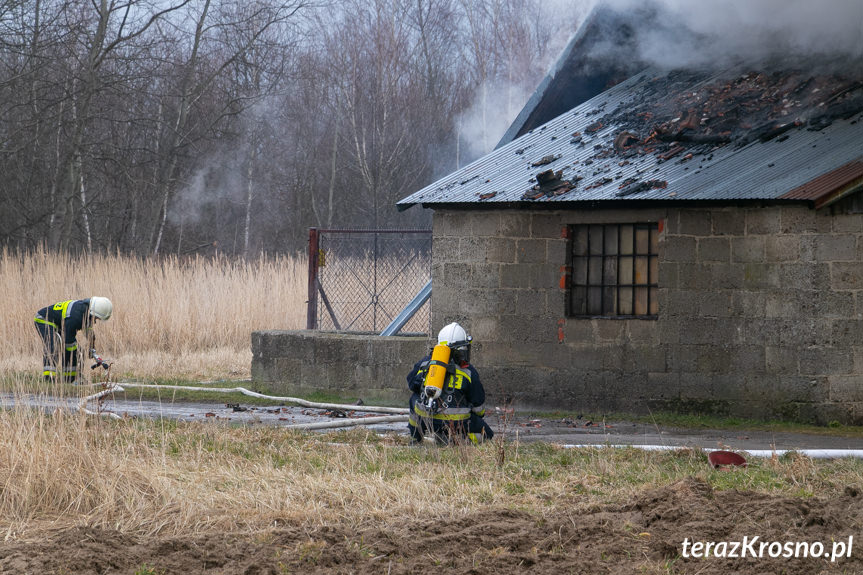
top-left (399, 62), bottom-right (863, 208)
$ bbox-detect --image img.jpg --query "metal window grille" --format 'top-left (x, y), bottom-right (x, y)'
top-left (307, 228), bottom-right (432, 333)
top-left (568, 223), bottom-right (659, 318)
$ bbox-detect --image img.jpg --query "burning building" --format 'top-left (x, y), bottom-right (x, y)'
top-left (397, 3), bottom-right (863, 423)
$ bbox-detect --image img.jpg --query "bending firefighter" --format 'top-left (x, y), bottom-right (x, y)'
top-left (407, 322), bottom-right (494, 445)
top-left (33, 297), bottom-right (113, 384)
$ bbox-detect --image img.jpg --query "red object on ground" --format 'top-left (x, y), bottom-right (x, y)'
top-left (708, 450), bottom-right (747, 468)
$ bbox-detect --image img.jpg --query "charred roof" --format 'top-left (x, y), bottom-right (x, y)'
top-left (399, 62), bottom-right (863, 210)
top-left (496, 4), bottom-right (650, 147)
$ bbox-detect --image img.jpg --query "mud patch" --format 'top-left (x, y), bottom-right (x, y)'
top-left (2, 477), bottom-right (861, 574)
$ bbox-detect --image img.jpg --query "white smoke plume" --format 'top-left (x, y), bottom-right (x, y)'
top-left (604, 0), bottom-right (863, 69)
top-left (170, 154), bottom-right (243, 228)
top-left (456, 80), bottom-right (533, 161)
top-left (455, 0), bottom-right (592, 159)
top-left (456, 0), bottom-right (862, 159)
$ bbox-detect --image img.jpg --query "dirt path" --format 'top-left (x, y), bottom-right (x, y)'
top-left (2, 477), bottom-right (861, 574)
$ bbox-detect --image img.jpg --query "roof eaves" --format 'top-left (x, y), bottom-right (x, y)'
top-left (780, 158), bottom-right (863, 209)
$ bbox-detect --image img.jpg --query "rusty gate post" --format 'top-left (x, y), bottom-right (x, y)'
top-left (307, 227), bottom-right (319, 330)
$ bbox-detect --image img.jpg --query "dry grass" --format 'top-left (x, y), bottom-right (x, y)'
top-left (3, 249), bottom-right (863, 542)
top-left (1, 391), bottom-right (861, 540)
top-left (0, 249), bottom-right (306, 380)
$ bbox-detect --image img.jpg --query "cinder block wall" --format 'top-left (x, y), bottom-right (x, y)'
top-left (251, 331), bottom-right (429, 405)
top-left (432, 205), bottom-right (863, 424)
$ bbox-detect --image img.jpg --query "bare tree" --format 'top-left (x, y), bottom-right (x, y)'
top-left (44, 0), bottom-right (192, 252)
top-left (323, 0), bottom-right (430, 229)
top-left (226, 1), bottom-right (299, 257)
top-left (0, 0), bottom-right (588, 254)
top-left (150, 0), bottom-right (308, 256)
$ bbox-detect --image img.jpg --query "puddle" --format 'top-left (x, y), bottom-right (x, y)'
top-left (0, 390), bottom-right (408, 434)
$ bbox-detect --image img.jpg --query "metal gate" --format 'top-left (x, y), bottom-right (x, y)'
top-left (306, 228), bottom-right (432, 334)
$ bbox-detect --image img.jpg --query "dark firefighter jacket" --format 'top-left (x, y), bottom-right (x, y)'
top-left (34, 299), bottom-right (94, 347)
top-left (407, 355), bottom-right (487, 422)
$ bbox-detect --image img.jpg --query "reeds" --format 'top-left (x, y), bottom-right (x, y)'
top-left (3, 249), bottom-right (862, 540)
top-left (0, 249), bottom-right (306, 379)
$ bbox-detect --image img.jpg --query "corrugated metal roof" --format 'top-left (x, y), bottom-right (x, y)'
top-left (398, 66), bottom-right (863, 209)
top-left (781, 160), bottom-right (863, 208)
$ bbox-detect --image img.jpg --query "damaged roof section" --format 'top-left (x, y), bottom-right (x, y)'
top-left (596, 69), bottom-right (863, 151)
top-left (496, 4), bottom-right (651, 147)
top-left (398, 63), bottom-right (863, 210)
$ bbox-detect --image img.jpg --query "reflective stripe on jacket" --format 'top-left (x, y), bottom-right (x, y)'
top-left (34, 299), bottom-right (90, 346)
top-left (411, 364), bottom-right (474, 421)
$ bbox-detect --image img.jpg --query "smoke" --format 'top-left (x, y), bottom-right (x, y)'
top-left (455, 0), bottom-right (592, 159)
top-left (454, 0), bottom-right (862, 160)
top-left (171, 168), bottom-right (208, 227)
top-left (170, 153), bottom-right (244, 228)
top-left (603, 0), bottom-right (863, 70)
top-left (170, 94), bottom-right (283, 232)
top-left (456, 80), bottom-right (533, 160)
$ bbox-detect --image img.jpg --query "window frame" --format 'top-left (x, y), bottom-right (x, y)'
top-left (566, 222), bottom-right (659, 319)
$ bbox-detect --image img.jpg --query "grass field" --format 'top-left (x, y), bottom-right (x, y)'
top-left (2, 393), bottom-right (861, 539)
top-left (3, 252), bottom-right (863, 573)
top-left (1, 391), bottom-right (862, 574)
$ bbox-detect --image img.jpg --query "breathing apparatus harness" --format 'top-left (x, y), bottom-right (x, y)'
top-left (420, 336), bottom-right (471, 414)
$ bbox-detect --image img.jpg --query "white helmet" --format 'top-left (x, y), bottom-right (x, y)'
top-left (438, 322), bottom-right (472, 363)
top-left (89, 297), bottom-right (113, 320)
top-left (438, 322), bottom-right (467, 346)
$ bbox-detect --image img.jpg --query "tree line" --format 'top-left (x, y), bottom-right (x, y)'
top-left (0, 0), bottom-right (583, 256)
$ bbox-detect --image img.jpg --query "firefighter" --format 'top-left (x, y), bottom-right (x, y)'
top-left (33, 297), bottom-right (113, 384)
top-left (407, 322), bottom-right (494, 445)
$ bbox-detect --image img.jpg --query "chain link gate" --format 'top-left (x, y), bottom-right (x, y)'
top-left (306, 228), bottom-right (432, 334)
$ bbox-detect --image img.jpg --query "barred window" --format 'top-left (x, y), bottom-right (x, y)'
top-left (568, 223), bottom-right (659, 318)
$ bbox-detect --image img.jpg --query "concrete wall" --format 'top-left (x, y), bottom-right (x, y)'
top-left (251, 330), bottom-right (429, 404)
top-left (431, 205), bottom-right (863, 424)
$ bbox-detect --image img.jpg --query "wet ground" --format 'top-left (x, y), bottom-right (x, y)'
top-left (0, 389), bottom-right (406, 433)
top-left (3, 388), bottom-right (863, 574)
top-left (3, 386), bottom-right (860, 453)
top-left (506, 415), bottom-right (863, 452)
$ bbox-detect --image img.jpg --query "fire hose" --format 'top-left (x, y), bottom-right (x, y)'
top-left (70, 385), bottom-right (863, 455)
top-left (78, 381), bottom-right (410, 429)
top-left (560, 444), bottom-right (863, 459)
top-left (108, 383), bottom-right (410, 414)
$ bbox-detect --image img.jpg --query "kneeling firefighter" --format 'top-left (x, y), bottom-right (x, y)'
top-left (406, 322), bottom-right (494, 444)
